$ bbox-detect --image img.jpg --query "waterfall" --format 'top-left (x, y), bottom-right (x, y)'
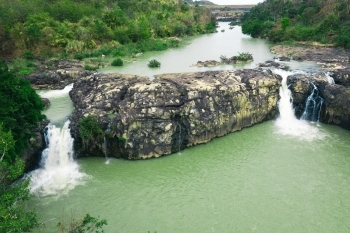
top-left (178, 124), bottom-right (182, 154)
top-left (104, 123), bottom-right (111, 164)
top-left (300, 83), bottom-right (323, 123)
top-left (274, 69), bottom-right (324, 141)
top-left (325, 72), bottom-right (335, 84)
top-left (28, 120), bottom-right (87, 196)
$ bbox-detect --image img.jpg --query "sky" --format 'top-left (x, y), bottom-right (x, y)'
top-left (210, 0), bottom-right (264, 5)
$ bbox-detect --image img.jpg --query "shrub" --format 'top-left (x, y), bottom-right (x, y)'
top-left (11, 58), bottom-right (37, 76)
top-left (111, 58), bottom-right (123, 66)
top-left (148, 59), bottom-right (161, 68)
top-left (57, 212), bottom-right (107, 233)
top-left (23, 51), bottom-right (34, 60)
top-left (73, 53), bottom-right (85, 60)
top-left (78, 116), bottom-right (103, 148)
top-left (231, 52), bottom-right (253, 61)
top-left (84, 64), bottom-right (97, 71)
top-left (220, 55), bottom-right (228, 62)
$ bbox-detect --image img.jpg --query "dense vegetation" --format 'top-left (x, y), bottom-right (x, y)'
top-left (0, 61), bottom-right (45, 154)
top-left (0, 0), bottom-right (216, 60)
top-left (0, 60), bottom-right (45, 232)
top-left (241, 0), bottom-right (350, 48)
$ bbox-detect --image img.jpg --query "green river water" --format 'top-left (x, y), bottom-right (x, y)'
top-left (28, 23), bottom-right (350, 233)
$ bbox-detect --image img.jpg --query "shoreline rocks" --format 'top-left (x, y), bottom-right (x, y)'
top-left (25, 59), bottom-right (92, 89)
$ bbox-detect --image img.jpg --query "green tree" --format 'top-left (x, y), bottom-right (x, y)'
top-left (0, 125), bottom-right (39, 233)
top-left (281, 17), bottom-right (290, 31)
top-left (0, 60), bottom-right (45, 154)
top-left (57, 213), bottom-right (107, 233)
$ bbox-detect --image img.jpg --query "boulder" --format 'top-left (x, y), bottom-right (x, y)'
top-left (321, 84), bottom-right (350, 129)
top-left (287, 73), bottom-right (329, 118)
top-left (69, 69), bottom-right (281, 159)
top-left (329, 68), bottom-right (350, 87)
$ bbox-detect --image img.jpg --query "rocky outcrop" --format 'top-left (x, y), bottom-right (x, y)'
top-left (69, 69), bottom-right (281, 159)
top-left (287, 73), bottom-right (329, 118)
top-left (258, 60), bottom-right (290, 70)
top-left (271, 44), bottom-right (350, 129)
top-left (21, 120), bottom-right (50, 171)
top-left (321, 84), bottom-right (350, 129)
top-left (329, 68), bottom-right (350, 87)
top-left (193, 53), bottom-right (253, 67)
top-left (26, 59), bottom-right (92, 89)
top-left (287, 72), bottom-right (350, 129)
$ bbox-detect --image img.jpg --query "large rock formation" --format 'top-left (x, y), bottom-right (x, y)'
top-left (287, 72), bottom-right (350, 129)
top-left (272, 44), bottom-right (350, 129)
top-left (21, 120), bottom-right (50, 171)
top-left (26, 59), bottom-right (92, 89)
top-left (287, 73), bottom-right (329, 118)
top-left (321, 84), bottom-right (350, 129)
top-left (69, 69), bottom-right (281, 159)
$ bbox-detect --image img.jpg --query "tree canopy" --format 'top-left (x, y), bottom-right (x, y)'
top-left (0, 0), bottom-right (217, 59)
top-left (241, 0), bottom-right (350, 48)
top-left (0, 60), bottom-right (45, 156)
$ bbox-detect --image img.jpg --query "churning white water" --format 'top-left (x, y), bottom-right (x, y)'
top-left (38, 83), bottom-right (73, 99)
top-left (274, 69), bottom-right (324, 141)
top-left (29, 120), bottom-right (87, 196)
top-left (325, 72), bottom-right (335, 84)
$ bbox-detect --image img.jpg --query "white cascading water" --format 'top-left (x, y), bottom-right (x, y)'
top-left (325, 72), bottom-right (335, 84)
top-left (104, 123), bottom-right (111, 164)
top-left (274, 69), bottom-right (324, 141)
top-left (300, 83), bottom-right (323, 123)
top-left (29, 120), bottom-right (87, 196)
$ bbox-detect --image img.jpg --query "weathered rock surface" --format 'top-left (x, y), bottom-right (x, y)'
top-left (287, 72), bottom-right (350, 129)
top-left (287, 73), bottom-right (329, 117)
top-left (69, 69), bottom-right (281, 159)
top-left (26, 59), bottom-right (92, 89)
top-left (321, 84), bottom-right (350, 129)
top-left (193, 54), bottom-right (253, 67)
top-left (21, 120), bottom-right (50, 171)
top-left (329, 68), bottom-right (350, 87)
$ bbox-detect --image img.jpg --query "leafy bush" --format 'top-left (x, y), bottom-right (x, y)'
top-left (23, 51), bottom-right (34, 60)
top-left (231, 52), bottom-right (253, 61)
top-left (0, 124), bottom-right (39, 233)
top-left (0, 60), bottom-right (45, 153)
top-left (84, 64), bottom-right (97, 71)
top-left (57, 212), bottom-right (107, 233)
top-left (220, 55), bottom-right (228, 62)
top-left (78, 116), bottom-right (103, 148)
top-left (111, 58), bottom-right (123, 66)
top-left (148, 59), bottom-right (161, 68)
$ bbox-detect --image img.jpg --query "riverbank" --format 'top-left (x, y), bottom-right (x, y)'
top-left (270, 43), bottom-right (350, 70)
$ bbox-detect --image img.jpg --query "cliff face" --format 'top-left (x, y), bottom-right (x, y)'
top-left (69, 69), bottom-right (281, 159)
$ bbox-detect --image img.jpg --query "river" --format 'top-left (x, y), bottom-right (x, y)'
top-left (28, 23), bottom-right (350, 232)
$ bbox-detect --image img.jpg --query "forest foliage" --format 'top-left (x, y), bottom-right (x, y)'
top-left (0, 60), bottom-right (46, 232)
top-left (241, 0), bottom-right (350, 48)
top-left (0, 0), bottom-right (217, 60)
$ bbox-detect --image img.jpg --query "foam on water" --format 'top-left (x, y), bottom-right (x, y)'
top-left (38, 83), bottom-right (73, 99)
top-left (273, 69), bottom-right (325, 141)
top-left (28, 120), bottom-right (87, 196)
